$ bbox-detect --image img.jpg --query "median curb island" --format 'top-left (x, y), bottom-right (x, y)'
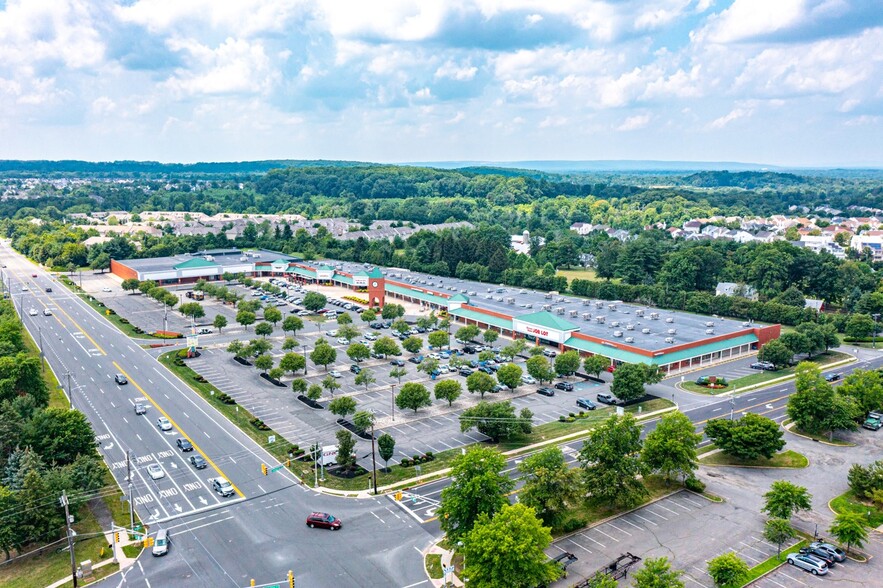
top-left (424, 541), bottom-right (463, 588)
top-left (782, 421), bottom-right (856, 447)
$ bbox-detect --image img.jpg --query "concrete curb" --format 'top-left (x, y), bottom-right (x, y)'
top-left (782, 421), bottom-right (856, 447)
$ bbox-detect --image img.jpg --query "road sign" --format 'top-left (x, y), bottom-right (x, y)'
top-left (270, 464), bottom-right (284, 473)
top-left (268, 435), bottom-right (276, 443)
top-left (443, 565), bottom-right (455, 574)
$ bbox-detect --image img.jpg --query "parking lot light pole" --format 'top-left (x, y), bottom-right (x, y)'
top-left (302, 344), bottom-right (308, 376)
top-left (873, 313), bottom-right (880, 349)
top-left (391, 383), bottom-right (396, 421)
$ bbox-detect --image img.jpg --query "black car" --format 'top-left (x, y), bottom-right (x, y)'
top-left (350, 364), bottom-right (362, 374)
top-left (189, 455), bottom-right (207, 469)
top-left (458, 368), bottom-right (474, 377)
top-left (45, 287), bottom-right (52, 293)
top-left (369, 322), bottom-right (383, 329)
top-left (823, 372), bottom-right (842, 382)
top-left (555, 382), bottom-right (574, 391)
top-left (478, 366), bottom-right (493, 374)
top-left (463, 346), bottom-right (477, 354)
top-left (114, 373), bottom-right (128, 385)
top-left (799, 547), bottom-right (836, 567)
top-left (576, 398), bottom-right (596, 410)
top-left (390, 359), bottom-right (405, 367)
top-left (176, 438), bottom-right (193, 452)
top-left (537, 387), bottom-right (556, 397)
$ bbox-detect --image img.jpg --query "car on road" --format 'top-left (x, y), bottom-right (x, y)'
top-left (176, 438), bottom-right (193, 452)
top-left (536, 387), bottom-right (555, 397)
top-left (27, 307), bottom-right (37, 316)
top-left (21, 285), bottom-right (28, 291)
top-left (555, 382), bottom-right (574, 391)
top-left (329, 370), bottom-right (342, 379)
top-left (114, 373), bottom-right (128, 385)
top-left (576, 398), bottom-right (597, 410)
top-left (596, 393), bottom-right (618, 405)
top-left (809, 542), bottom-right (846, 562)
top-left (350, 364), bottom-right (362, 374)
top-left (197, 328), bottom-right (212, 335)
top-left (102, 287), bottom-right (112, 292)
top-left (146, 463), bottom-right (165, 480)
top-left (306, 512), bottom-right (342, 530)
top-left (45, 287), bottom-right (52, 292)
top-left (31, 273), bottom-right (37, 277)
top-left (823, 372), bottom-right (842, 382)
top-left (189, 455), bottom-right (207, 469)
top-left (390, 359), bottom-right (405, 367)
top-left (211, 477), bottom-right (235, 497)
top-left (327, 329), bottom-right (339, 337)
top-left (134, 403), bottom-right (147, 415)
top-left (156, 417), bottom-right (172, 431)
top-left (152, 529), bottom-right (170, 556)
top-left (42, 308), bottom-right (52, 316)
top-left (786, 552), bottom-right (828, 575)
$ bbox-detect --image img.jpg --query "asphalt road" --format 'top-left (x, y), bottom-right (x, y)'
top-left (0, 243), bottom-right (435, 588)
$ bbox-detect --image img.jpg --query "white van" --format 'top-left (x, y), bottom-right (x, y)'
top-left (152, 528), bottom-right (170, 556)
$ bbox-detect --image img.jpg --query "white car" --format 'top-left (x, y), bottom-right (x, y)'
top-left (156, 417), bottom-right (172, 431)
top-left (28, 308), bottom-right (38, 316)
top-left (327, 329), bottom-right (339, 337)
top-left (337, 338), bottom-right (349, 345)
top-left (428, 352), bottom-right (440, 360)
top-left (43, 308), bottom-right (53, 316)
top-left (364, 333), bottom-right (377, 341)
top-left (21, 286), bottom-right (28, 291)
top-left (102, 287), bottom-right (112, 293)
top-left (329, 371), bottom-right (342, 379)
top-left (146, 463), bottom-right (165, 480)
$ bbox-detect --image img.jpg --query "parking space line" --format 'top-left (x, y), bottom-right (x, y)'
top-left (579, 533), bottom-right (606, 549)
top-left (646, 508), bottom-right (669, 520)
top-left (605, 522), bottom-right (632, 536)
top-left (670, 500), bottom-right (692, 511)
top-left (733, 548), bottom-right (761, 564)
top-left (739, 541), bottom-right (769, 556)
top-left (594, 528), bottom-right (619, 542)
top-left (631, 513), bottom-right (658, 526)
top-left (680, 496), bottom-right (702, 507)
top-left (683, 575), bottom-right (710, 588)
top-left (656, 503), bottom-right (678, 514)
top-left (619, 517), bottom-right (642, 530)
top-left (764, 578), bottom-right (788, 588)
top-left (563, 539), bottom-right (593, 554)
top-left (777, 571), bottom-right (806, 585)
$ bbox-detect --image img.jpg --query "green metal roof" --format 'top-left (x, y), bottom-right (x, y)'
top-left (290, 266), bottom-right (316, 279)
top-left (385, 283), bottom-right (449, 306)
top-left (316, 264), bottom-right (334, 272)
top-left (448, 293), bottom-right (470, 303)
top-left (367, 267), bottom-right (384, 278)
top-left (334, 274), bottom-right (353, 285)
top-left (563, 333), bottom-right (759, 366)
top-left (450, 307), bottom-right (513, 331)
top-left (352, 271), bottom-right (369, 277)
top-left (515, 311), bottom-right (578, 332)
top-left (174, 258), bottom-right (218, 270)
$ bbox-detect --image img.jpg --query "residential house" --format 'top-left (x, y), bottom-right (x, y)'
top-left (682, 220), bottom-right (702, 233)
top-left (715, 282), bottom-right (759, 301)
top-left (570, 222), bottom-right (593, 235)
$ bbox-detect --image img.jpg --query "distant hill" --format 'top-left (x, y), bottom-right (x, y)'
top-left (406, 160), bottom-right (780, 173)
top-left (0, 159), bottom-right (375, 176)
top-left (682, 170), bottom-right (806, 189)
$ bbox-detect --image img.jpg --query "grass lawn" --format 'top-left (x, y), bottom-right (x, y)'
top-left (555, 268), bottom-right (598, 281)
top-left (425, 554), bottom-right (443, 579)
top-left (21, 326), bottom-right (67, 408)
top-left (736, 540), bottom-right (807, 587)
top-left (830, 490), bottom-right (883, 528)
top-left (784, 421), bottom-right (855, 446)
top-left (700, 449), bottom-right (808, 468)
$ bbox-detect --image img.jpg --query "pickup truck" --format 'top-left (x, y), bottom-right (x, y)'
top-left (863, 412), bottom-right (883, 431)
top-left (210, 477), bottom-right (235, 497)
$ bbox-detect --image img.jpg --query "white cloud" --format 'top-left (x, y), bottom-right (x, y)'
top-left (316, 0), bottom-right (448, 41)
top-left (698, 0), bottom-right (804, 44)
top-left (708, 105), bottom-right (753, 129)
top-left (435, 60), bottom-right (478, 81)
top-left (617, 113), bottom-right (651, 131)
top-left (163, 37), bottom-right (277, 96)
top-left (114, 0), bottom-right (306, 37)
top-left (446, 111), bottom-right (465, 124)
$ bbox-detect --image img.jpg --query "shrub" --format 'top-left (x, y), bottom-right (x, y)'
top-left (400, 458), bottom-right (411, 467)
top-left (559, 416), bottom-right (566, 422)
top-left (848, 461), bottom-right (883, 499)
top-left (561, 517), bottom-right (588, 533)
top-left (119, 318), bottom-right (130, 324)
top-left (250, 418), bottom-right (270, 431)
top-left (685, 476), bottom-right (706, 493)
top-left (425, 451), bottom-right (434, 460)
top-left (217, 393), bottom-right (236, 405)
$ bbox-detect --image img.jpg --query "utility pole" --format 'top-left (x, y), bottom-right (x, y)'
top-left (302, 344), bottom-right (308, 376)
top-left (66, 372), bottom-right (74, 410)
top-left (60, 491), bottom-right (78, 588)
top-left (391, 384), bottom-right (396, 421)
top-left (873, 313), bottom-right (880, 349)
top-left (370, 420), bottom-right (378, 495)
top-left (126, 451), bottom-right (135, 532)
top-left (729, 396), bottom-right (736, 421)
top-left (38, 326), bottom-right (44, 372)
top-left (313, 440), bottom-right (318, 488)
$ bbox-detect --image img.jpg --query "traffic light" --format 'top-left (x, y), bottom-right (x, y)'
top-left (394, 491), bottom-right (403, 501)
top-left (288, 570), bottom-right (294, 588)
top-left (143, 536), bottom-right (154, 548)
top-left (114, 531), bottom-right (120, 544)
top-left (285, 459), bottom-right (291, 467)
top-left (261, 463), bottom-right (268, 476)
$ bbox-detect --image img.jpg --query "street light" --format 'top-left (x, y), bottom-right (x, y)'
top-left (391, 383), bottom-right (396, 421)
top-left (302, 344), bottom-right (308, 376)
top-left (873, 313), bottom-right (880, 349)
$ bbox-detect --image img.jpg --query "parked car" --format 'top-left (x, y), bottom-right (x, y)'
top-left (458, 368), bottom-right (474, 377)
top-left (176, 438), bottom-right (193, 452)
top-left (189, 455), bottom-right (207, 469)
top-left (576, 398), bottom-right (597, 410)
top-left (306, 512), bottom-right (342, 530)
top-left (537, 387), bottom-right (556, 397)
top-left (521, 375), bottom-right (537, 385)
top-left (101, 287), bottom-right (112, 292)
top-left (408, 356), bottom-right (422, 364)
top-left (798, 547), bottom-right (837, 567)
top-left (197, 328), bottom-right (212, 335)
top-left (596, 393), bottom-right (618, 405)
top-left (329, 371), bottom-right (342, 379)
top-left (478, 366), bottom-right (493, 375)
top-left (491, 384), bottom-right (509, 393)
top-left (786, 552), bottom-right (828, 575)
top-left (156, 417), bottom-right (172, 431)
top-left (863, 411), bottom-right (883, 431)
top-left (146, 463), bottom-right (165, 480)
top-left (390, 359), bottom-right (405, 367)
top-left (350, 364), bottom-right (361, 374)
top-left (337, 338), bottom-right (350, 345)
top-left (809, 542), bottom-right (846, 562)
top-left (555, 382), bottom-right (574, 391)
top-left (542, 349), bottom-right (557, 358)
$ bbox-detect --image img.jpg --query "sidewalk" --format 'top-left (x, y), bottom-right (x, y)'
top-left (45, 529), bottom-right (141, 588)
top-left (424, 541), bottom-right (463, 588)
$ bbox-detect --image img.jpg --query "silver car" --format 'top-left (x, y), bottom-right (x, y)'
top-left (786, 553), bottom-right (828, 575)
top-left (156, 417), bottom-right (172, 431)
top-left (810, 542), bottom-right (846, 562)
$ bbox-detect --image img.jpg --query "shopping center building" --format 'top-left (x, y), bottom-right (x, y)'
top-left (111, 248), bottom-right (780, 375)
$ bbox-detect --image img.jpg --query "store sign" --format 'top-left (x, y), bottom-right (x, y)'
top-left (525, 326), bottom-right (550, 337)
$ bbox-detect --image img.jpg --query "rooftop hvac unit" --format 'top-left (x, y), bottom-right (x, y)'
top-left (595, 301), bottom-right (604, 309)
top-left (610, 320), bottom-right (620, 327)
top-left (525, 303), bottom-right (533, 309)
top-left (582, 299), bottom-right (591, 306)
top-left (545, 293), bottom-right (553, 299)
top-left (569, 310), bottom-right (578, 317)
top-left (582, 312), bottom-right (592, 320)
top-left (613, 330), bottom-right (623, 337)
top-left (506, 297), bottom-right (515, 304)
top-left (608, 303), bottom-right (618, 311)
top-left (204, 255), bottom-right (214, 261)
top-left (642, 328), bottom-right (651, 334)
top-left (240, 256), bottom-right (248, 262)
top-left (705, 321), bottom-right (714, 327)
top-left (596, 316), bottom-right (606, 323)
top-left (665, 317), bottom-right (674, 323)
top-left (705, 329), bottom-right (715, 335)
top-left (667, 328), bottom-right (677, 335)
top-left (635, 309), bottom-right (645, 317)
top-left (742, 322), bottom-right (750, 327)
top-left (556, 297), bottom-right (565, 303)
top-left (542, 304), bottom-right (551, 311)
top-left (625, 337), bottom-right (634, 343)
top-left (665, 337), bottom-right (675, 344)
top-left (649, 312), bottom-right (660, 320)
top-left (626, 324), bottom-right (634, 331)
top-left (556, 307), bottom-right (565, 315)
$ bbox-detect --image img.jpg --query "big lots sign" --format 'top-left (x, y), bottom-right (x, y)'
top-left (525, 326), bottom-right (550, 337)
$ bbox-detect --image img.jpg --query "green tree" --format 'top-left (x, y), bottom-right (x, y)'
top-left (377, 433), bottom-right (395, 470)
top-left (460, 400), bottom-right (531, 441)
top-left (322, 375), bottom-right (341, 397)
top-left (268, 367), bottom-right (284, 381)
top-left (263, 306), bottom-right (282, 325)
top-left (392, 319), bottom-right (411, 336)
top-left (137, 280), bottom-right (156, 294)
top-left (353, 410), bottom-right (375, 434)
top-left (583, 355), bottom-right (610, 379)
top-left (23, 408), bottom-right (95, 466)
top-left (236, 309), bottom-right (256, 331)
top-left (838, 369), bottom-right (883, 417)
top-left (390, 367), bottom-right (408, 383)
top-left (578, 413), bottom-right (647, 509)
top-left (633, 557), bottom-right (685, 588)
top-left (461, 503), bottom-right (561, 588)
top-left (704, 414), bottom-right (785, 460)
top-left (179, 302), bottom-right (205, 319)
top-left (763, 518), bottom-right (795, 560)
top-left (279, 352), bottom-right (306, 375)
top-left (434, 379), bottom-right (462, 406)
top-left (282, 337), bottom-right (298, 351)
top-left (226, 339), bottom-right (244, 358)
top-left (121, 278), bottom-right (140, 293)
top-left (247, 338), bottom-right (272, 357)
top-left (354, 368), bottom-right (376, 392)
top-left (335, 429), bottom-right (356, 472)
top-left (438, 446), bottom-right (514, 541)
top-left (466, 371), bottom-right (496, 398)
top-left (306, 384), bottom-right (322, 401)
top-left (396, 382), bottom-right (432, 413)
top-left (360, 309), bottom-right (377, 322)
top-left (310, 341), bottom-right (337, 370)
top-left (254, 354), bottom-right (274, 374)
top-left (213, 314), bottom-right (228, 333)
top-left (482, 329), bottom-right (499, 344)
top-left (336, 312), bottom-right (352, 325)
top-left (338, 324), bottom-right (360, 341)
top-left (829, 511), bottom-right (869, 554)
top-left (291, 378), bottom-right (307, 395)
top-left (642, 411), bottom-right (701, 483)
top-left (418, 357), bottom-right (439, 376)
top-left (303, 292), bottom-right (327, 312)
top-left (381, 303), bottom-right (405, 320)
top-left (402, 336), bottom-right (423, 354)
top-left (254, 322), bottom-right (274, 337)
top-left (518, 447), bottom-right (580, 528)
top-left (762, 480), bottom-right (812, 521)
top-left (757, 339), bottom-right (792, 369)
top-left (282, 315), bottom-right (303, 336)
top-left (526, 355), bottom-right (555, 384)
top-left (328, 396), bottom-right (357, 418)
top-left (496, 362), bottom-right (522, 390)
top-left (347, 343), bottom-right (371, 363)
top-left (846, 313), bottom-right (875, 339)
top-left (706, 553), bottom-right (748, 587)
top-left (788, 362), bottom-right (860, 438)
top-left (554, 350), bottom-right (581, 377)
top-left (427, 330), bottom-right (450, 349)
top-left (456, 324), bottom-right (480, 343)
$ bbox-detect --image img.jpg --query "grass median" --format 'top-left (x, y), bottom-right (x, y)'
top-left (700, 449), bottom-right (808, 468)
top-left (734, 540), bottom-right (806, 587)
top-left (830, 490), bottom-right (883, 528)
top-left (160, 349), bottom-right (674, 492)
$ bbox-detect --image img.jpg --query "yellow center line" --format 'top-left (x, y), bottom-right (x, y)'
top-left (112, 361), bottom-right (245, 498)
top-left (53, 303), bottom-right (107, 355)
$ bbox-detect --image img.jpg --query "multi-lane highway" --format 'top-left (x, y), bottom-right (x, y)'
top-left (0, 241), bottom-right (435, 588)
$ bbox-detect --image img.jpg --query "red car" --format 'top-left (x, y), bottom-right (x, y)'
top-left (606, 364), bottom-right (618, 373)
top-left (306, 512), bottom-right (341, 530)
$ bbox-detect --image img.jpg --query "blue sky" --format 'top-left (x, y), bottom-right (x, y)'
top-left (0, 0), bottom-right (880, 166)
